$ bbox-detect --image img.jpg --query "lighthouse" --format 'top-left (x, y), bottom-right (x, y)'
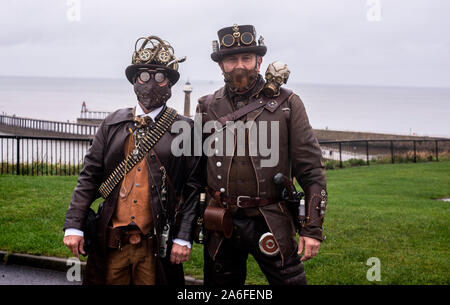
top-left (183, 81), bottom-right (193, 117)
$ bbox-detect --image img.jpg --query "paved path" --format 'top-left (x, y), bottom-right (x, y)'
top-left (0, 263), bottom-right (81, 285)
top-left (0, 251), bottom-right (203, 285)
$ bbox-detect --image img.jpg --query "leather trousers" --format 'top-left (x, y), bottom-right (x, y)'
top-left (203, 212), bottom-right (307, 285)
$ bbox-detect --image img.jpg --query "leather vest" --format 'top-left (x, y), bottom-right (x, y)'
top-left (112, 134), bottom-right (153, 234)
top-left (201, 87), bottom-right (293, 201)
top-left (227, 88), bottom-right (259, 199)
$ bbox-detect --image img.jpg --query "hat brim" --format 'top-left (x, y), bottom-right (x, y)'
top-left (211, 45), bottom-right (267, 62)
top-left (125, 64), bottom-right (180, 85)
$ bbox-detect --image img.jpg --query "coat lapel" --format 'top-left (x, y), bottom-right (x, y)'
top-left (209, 87), bottom-right (234, 122)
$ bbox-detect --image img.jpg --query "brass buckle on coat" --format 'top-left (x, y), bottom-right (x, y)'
top-left (236, 196), bottom-right (251, 208)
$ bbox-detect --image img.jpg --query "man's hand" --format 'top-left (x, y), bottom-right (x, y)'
top-left (170, 243), bottom-right (191, 264)
top-left (63, 235), bottom-right (85, 258)
top-left (298, 236), bottom-right (321, 261)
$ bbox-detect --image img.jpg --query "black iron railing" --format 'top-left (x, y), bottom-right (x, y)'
top-left (0, 114), bottom-right (98, 136)
top-left (320, 139), bottom-right (450, 168)
top-left (1, 135), bottom-right (92, 176)
top-left (1, 135), bottom-right (449, 175)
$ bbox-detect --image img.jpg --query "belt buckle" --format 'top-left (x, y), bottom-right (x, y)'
top-left (129, 233), bottom-right (141, 245)
top-left (236, 196), bottom-right (251, 208)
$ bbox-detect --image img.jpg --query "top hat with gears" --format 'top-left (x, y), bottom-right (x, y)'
top-left (210, 24), bottom-right (267, 62)
top-left (125, 35), bottom-right (186, 85)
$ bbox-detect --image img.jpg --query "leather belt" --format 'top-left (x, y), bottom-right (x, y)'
top-left (106, 226), bottom-right (154, 250)
top-left (207, 188), bottom-right (278, 208)
top-left (221, 195), bottom-right (278, 208)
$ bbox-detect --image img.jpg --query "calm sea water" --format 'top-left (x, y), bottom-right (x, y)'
top-left (1, 76), bottom-right (449, 138)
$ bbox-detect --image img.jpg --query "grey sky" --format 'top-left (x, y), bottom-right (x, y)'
top-left (1, 0), bottom-right (449, 87)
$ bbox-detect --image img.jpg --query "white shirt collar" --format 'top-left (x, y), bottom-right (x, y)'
top-left (135, 102), bottom-right (164, 121)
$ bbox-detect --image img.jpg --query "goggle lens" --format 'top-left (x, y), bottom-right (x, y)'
top-left (241, 32), bottom-right (253, 45)
top-left (139, 71), bottom-right (151, 82)
top-left (154, 72), bottom-right (166, 83)
top-left (222, 34), bottom-right (235, 47)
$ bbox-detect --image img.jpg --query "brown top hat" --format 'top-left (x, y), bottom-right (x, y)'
top-left (125, 35), bottom-right (186, 85)
top-left (210, 24), bottom-right (267, 62)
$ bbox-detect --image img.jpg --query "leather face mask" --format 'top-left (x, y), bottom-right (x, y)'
top-left (224, 68), bottom-right (258, 93)
top-left (133, 79), bottom-right (172, 110)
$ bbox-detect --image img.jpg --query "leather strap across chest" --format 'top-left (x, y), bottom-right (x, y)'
top-left (215, 88), bottom-right (292, 128)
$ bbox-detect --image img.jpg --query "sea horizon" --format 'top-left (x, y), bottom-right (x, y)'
top-left (1, 75), bottom-right (449, 138)
top-left (2, 74), bottom-right (450, 90)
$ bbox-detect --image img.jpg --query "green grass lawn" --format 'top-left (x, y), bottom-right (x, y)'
top-left (0, 161), bottom-right (449, 284)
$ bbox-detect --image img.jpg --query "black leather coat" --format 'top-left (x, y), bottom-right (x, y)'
top-left (63, 106), bottom-right (202, 285)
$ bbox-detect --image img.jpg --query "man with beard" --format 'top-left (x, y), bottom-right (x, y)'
top-left (63, 35), bottom-right (202, 285)
top-left (196, 24), bottom-right (327, 285)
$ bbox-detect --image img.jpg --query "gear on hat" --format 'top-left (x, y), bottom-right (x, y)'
top-left (125, 35), bottom-right (186, 85)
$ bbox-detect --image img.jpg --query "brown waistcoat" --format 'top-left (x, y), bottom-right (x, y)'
top-left (112, 133), bottom-right (153, 235)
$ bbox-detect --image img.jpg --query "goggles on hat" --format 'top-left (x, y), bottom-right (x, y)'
top-left (136, 70), bottom-right (167, 84)
top-left (221, 31), bottom-right (254, 48)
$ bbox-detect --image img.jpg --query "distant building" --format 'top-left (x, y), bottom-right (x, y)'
top-left (76, 101), bottom-right (110, 126)
top-left (183, 81), bottom-right (193, 117)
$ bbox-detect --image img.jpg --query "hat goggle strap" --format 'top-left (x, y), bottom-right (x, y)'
top-left (221, 32), bottom-right (255, 47)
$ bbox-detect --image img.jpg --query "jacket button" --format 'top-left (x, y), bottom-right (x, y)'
top-left (216, 162), bottom-right (222, 167)
top-left (134, 199), bottom-right (137, 203)
top-left (220, 188), bottom-right (225, 193)
top-left (137, 167), bottom-right (141, 171)
top-left (217, 175), bottom-right (222, 179)
top-left (131, 216), bottom-right (135, 219)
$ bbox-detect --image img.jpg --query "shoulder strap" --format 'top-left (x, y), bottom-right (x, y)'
top-left (215, 89), bottom-right (292, 128)
top-left (282, 90), bottom-right (295, 126)
top-left (98, 107), bottom-right (178, 199)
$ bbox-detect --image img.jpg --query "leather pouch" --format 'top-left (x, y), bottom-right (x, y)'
top-left (83, 202), bottom-right (103, 255)
top-left (203, 206), bottom-right (233, 238)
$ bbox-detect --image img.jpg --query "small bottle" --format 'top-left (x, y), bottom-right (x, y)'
top-left (299, 199), bottom-right (306, 224)
top-left (197, 193), bottom-right (206, 244)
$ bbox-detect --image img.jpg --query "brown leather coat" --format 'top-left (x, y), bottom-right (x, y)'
top-left (63, 106), bottom-right (202, 285)
top-left (197, 84), bottom-right (327, 266)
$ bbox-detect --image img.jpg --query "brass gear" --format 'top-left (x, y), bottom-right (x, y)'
top-left (158, 50), bottom-right (170, 63)
top-left (139, 49), bottom-right (152, 62)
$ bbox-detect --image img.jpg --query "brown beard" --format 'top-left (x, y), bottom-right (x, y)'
top-left (133, 79), bottom-right (171, 112)
top-left (224, 68), bottom-right (258, 93)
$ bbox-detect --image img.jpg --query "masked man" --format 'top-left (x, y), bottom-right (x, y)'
top-left (63, 35), bottom-right (202, 285)
top-left (196, 24), bottom-right (327, 285)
